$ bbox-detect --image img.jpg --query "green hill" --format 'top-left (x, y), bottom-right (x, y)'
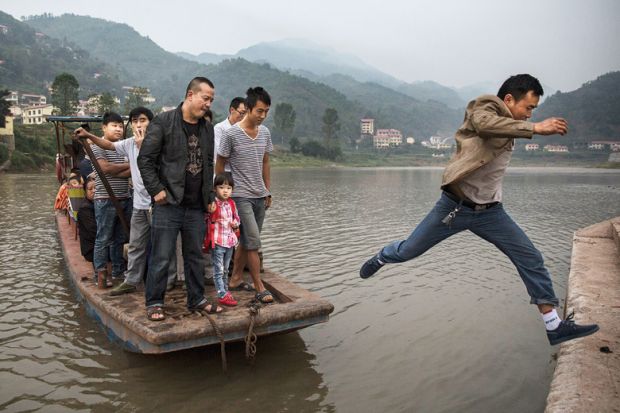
top-left (0, 11), bottom-right (122, 96)
top-left (320, 74), bottom-right (462, 138)
top-left (534, 71), bottom-right (620, 143)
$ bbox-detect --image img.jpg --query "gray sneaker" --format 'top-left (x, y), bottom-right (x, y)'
top-left (109, 282), bottom-right (137, 296)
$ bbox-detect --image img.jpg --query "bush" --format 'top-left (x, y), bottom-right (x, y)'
top-left (301, 140), bottom-right (325, 158)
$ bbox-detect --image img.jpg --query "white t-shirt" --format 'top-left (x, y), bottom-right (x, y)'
top-left (114, 137), bottom-right (151, 210)
top-left (214, 117), bottom-right (232, 172)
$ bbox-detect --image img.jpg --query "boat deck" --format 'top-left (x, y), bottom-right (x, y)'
top-left (55, 212), bottom-right (334, 354)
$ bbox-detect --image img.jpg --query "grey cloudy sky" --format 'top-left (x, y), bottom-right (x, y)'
top-left (3, 0), bottom-right (619, 91)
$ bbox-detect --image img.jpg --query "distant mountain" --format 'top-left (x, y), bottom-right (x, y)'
top-left (454, 81), bottom-right (498, 104)
top-left (176, 51), bottom-right (231, 66)
top-left (240, 39), bottom-right (404, 87)
top-left (21, 13), bottom-right (465, 140)
top-left (397, 80), bottom-right (466, 109)
top-left (534, 71), bottom-right (620, 143)
top-left (179, 38), bottom-right (404, 90)
top-left (0, 11), bottom-right (122, 96)
top-left (179, 39), bottom-right (472, 109)
top-left (319, 74), bottom-right (462, 138)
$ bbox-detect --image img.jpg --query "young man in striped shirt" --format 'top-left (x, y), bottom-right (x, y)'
top-left (216, 87), bottom-right (274, 303)
top-left (91, 112), bottom-right (132, 287)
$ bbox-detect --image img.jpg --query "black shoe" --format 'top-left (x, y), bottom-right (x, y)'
top-left (360, 254), bottom-right (385, 279)
top-left (547, 312), bottom-right (599, 345)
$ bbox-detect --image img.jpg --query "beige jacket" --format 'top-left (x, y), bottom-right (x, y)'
top-left (441, 95), bottom-right (534, 190)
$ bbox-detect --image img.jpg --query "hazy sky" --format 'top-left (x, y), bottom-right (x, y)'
top-left (2, 0), bottom-right (619, 92)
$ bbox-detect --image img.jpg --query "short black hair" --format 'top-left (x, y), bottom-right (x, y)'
top-left (213, 172), bottom-right (234, 188)
top-left (128, 106), bottom-right (154, 122)
top-left (102, 111), bottom-right (123, 125)
top-left (497, 74), bottom-right (544, 101)
top-left (245, 87), bottom-right (271, 110)
top-left (229, 97), bottom-right (246, 110)
top-left (185, 76), bottom-right (215, 97)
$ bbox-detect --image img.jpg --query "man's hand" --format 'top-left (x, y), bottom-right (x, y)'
top-left (265, 195), bottom-right (272, 210)
top-left (134, 127), bottom-right (145, 145)
top-left (207, 202), bottom-right (216, 213)
top-left (533, 118), bottom-right (568, 136)
top-left (154, 190), bottom-right (167, 205)
top-left (73, 127), bottom-right (93, 140)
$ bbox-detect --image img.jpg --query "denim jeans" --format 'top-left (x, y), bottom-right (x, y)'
top-left (124, 209), bottom-right (176, 287)
top-left (379, 192), bottom-right (559, 306)
top-left (93, 198), bottom-right (132, 276)
top-left (145, 204), bottom-right (206, 308)
top-left (212, 245), bottom-right (233, 298)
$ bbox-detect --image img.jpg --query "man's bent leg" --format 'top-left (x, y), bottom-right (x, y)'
top-left (145, 204), bottom-right (182, 307)
top-left (469, 206), bottom-right (559, 307)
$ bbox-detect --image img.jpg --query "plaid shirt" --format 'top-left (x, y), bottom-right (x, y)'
top-left (213, 198), bottom-right (240, 248)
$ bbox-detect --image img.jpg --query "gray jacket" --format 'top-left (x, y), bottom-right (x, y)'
top-left (138, 104), bottom-right (215, 208)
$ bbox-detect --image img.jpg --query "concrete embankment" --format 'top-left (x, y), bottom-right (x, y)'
top-left (545, 216), bottom-right (620, 412)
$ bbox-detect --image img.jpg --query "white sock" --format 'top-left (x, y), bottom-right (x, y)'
top-left (542, 309), bottom-right (561, 331)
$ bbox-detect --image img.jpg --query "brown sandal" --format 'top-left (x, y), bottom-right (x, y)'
top-left (147, 306), bottom-right (165, 321)
top-left (189, 300), bottom-right (222, 314)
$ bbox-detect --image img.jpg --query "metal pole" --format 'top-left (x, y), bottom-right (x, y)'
top-left (77, 137), bottom-right (130, 237)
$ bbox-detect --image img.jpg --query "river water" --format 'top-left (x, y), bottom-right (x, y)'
top-left (1, 167), bottom-right (619, 413)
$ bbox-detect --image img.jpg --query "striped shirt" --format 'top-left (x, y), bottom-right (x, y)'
top-left (218, 124), bottom-right (272, 199)
top-left (91, 143), bottom-right (130, 200)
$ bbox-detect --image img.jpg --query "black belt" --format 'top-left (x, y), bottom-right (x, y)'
top-left (443, 190), bottom-right (499, 211)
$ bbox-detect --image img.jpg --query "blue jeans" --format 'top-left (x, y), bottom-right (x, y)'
top-left (145, 204), bottom-right (206, 309)
top-left (212, 245), bottom-right (233, 298)
top-left (93, 198), bottom-right (132, 276)
top-left (379, 192), bottom-right (559, 306)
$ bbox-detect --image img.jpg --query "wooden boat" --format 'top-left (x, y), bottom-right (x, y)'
top-left (50, 115), bottom-right (334, 354)
top-left (56, 210), bottom-right (334, 354)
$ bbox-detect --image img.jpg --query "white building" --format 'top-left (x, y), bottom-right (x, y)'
top-left (23, 105), bottom-right (54, 125)
top-left (525, 143), bottom-right (540, 151)
top-left (361, 118), bottom-right (374, 135)
top-left (406, 137), bottom-right (415, 144)
top-left (374, 129), bottom-right (403, 148)
top-left (543, 145), bottom-right (569, 153)
top-left (422, 135), bottom-right (453, 150)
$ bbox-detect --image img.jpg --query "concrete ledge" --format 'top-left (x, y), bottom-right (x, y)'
top-left (545, 216), bottom-right (620, 413)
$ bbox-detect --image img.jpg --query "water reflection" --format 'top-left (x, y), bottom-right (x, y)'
top-left (1, 169), bottom-right (619, 412)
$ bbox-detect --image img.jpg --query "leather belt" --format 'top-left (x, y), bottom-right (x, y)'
top-left (443, 190), bottom-right (499, 211)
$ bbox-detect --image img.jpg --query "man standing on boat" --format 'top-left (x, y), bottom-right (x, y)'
top-left (138, 77), bottom-right (222, 321)
top-left (360, 74), bottom-right (599, 346)
top-left (91, 112), bottom-right (132, 287)
top-left (74, 107), bottom-right (178, 296)
top-left (216, 87), bottom-right (274, 304)
top-left (214, 97), bottom-right (246, 173)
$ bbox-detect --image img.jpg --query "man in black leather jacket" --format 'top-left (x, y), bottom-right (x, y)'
top-left (138, 77), bottom-right (220, 321)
